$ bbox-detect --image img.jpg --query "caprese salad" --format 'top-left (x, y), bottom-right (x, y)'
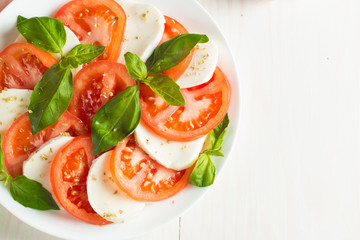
top-left (0, 0), bottom-right (231, 225)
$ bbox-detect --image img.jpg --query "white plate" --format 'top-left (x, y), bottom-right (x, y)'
top-left (0, 0), bottom-right (241, 239)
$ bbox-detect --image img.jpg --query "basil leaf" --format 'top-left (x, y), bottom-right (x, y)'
top-left (9, 176), bottom-right (59, 210)
top-left (59, 44), bottom-right (105, 69)
top-left (189, 153), bottom-right (216, 187)
top-left (210, 114), bottom-right (229, 151)
top-left (124, 52), bottom-right (148, 81)
top-left (1, 139), bottom-right (58, 209)
top-left (189, 115), bottom-right (230, 187)
top-left (17, 15), bottom-right (27, 24)
top-left (204, 150), bottom-right (224, 157)
top-left (0, 138), bottom-right (10, 184)
top-left (0, 137), bottom-right (4, 171)
top-left (92, 85), bottom-right (141, 155)
top-left (145, 74), bottom-right (185, 106)
top-left (28, 64), bottom-right (73, 135)
top-left (146, 34), bottom-right (209, 73)
top-left (17, 16), bottom-right (66, 54)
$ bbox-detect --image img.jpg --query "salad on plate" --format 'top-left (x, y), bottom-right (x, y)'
top-left (0, 0), bottom-right (231, 229)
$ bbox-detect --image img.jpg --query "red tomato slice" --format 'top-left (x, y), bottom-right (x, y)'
top-left (2, 111), bottom-right (87, 177)
top-left (160, 16), bottom-right (194, 81)
top-left (55, 0), bottom-right (126, 61)
top-left (140, 67), bottom-right (231, 141)
top-left (110, 135), bottom-right (192, 202)
top-left (51, 135), bottom-right (111, 225)
top-left (68, 60), bottom-right (135, 128)
top-left (0, 42), bottom-right (58, 91)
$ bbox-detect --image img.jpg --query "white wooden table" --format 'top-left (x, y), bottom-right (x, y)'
top-left (2, 0), bottom-right (360, 239)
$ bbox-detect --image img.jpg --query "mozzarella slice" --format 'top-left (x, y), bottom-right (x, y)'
top-left (23, 136), bottom-right (74, 193)
top-left (87, 151), bottom-right (145, 222)
top-left (177, 40), bottom-right (218, 89)
top-left (134, 122), bottom-right (206, 171)
top-left (117, 0), bottom-right (165, 64)
top-left (0, 89), bottom-right (32, 136)
top-left (15, 26), bottom-right (80, 60)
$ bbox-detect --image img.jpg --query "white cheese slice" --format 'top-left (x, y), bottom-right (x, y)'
top-left (117, 0), bottom-right (165, 64)
top-left (23, 136), bottom-right (74, 193)
top-left (0, 88), bottom-right (32, 136)
top-left (134, 121), bottom-right (206, 171)
top-left (87, 151), bottom-right (145, 222)
top-left (177, 40), bottom-right (218, 89)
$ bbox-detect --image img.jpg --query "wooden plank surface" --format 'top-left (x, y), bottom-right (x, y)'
top-left (182, 0), bottom-right (360, 240)
top-left (2, 0), bottom-right (360, 240)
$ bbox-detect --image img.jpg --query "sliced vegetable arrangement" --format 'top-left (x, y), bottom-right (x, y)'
top-left (0, 0), bottom-right (231, 225)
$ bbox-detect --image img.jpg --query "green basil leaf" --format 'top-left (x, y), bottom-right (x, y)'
top-left (204, 150), bottom-right (224, 157)
top-left (210, 114), bottom-right (229, 151)
top-left (9, 176), bottom-right (59, 210)
top-left (59, 44), bottom-right (105, 69)
top-left (124, 52), bottom-right (148, 81)
top-left (17, 16), bottom-right (66, 54)
top-left (17, 15), bottom-right (27, 24)
top-left (145, 74), bottom-right (185, 106)
top-left (0, 138), bottom-right (4, 171)
top-left (146, 33), bottom-right (209, 73)
top-left (189, 114), bottom-right (229, 187)
top-left (92, 85), bottom-right (141, 155)
top-left (0, 137), bottom-right (10, 184)
top-left (189, 153), bottom-right (216, 187)
top-left (28, 64), bottom-right (73, 135)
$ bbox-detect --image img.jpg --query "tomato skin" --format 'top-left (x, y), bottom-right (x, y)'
top-left (0, 42), bottom-right (57, 91)
top-left (140, 67), bottom-right (231, 141)
top-left (109, 136), bottom-right (192, 202)
top-left (55, 0), bottom-right (126, 61)
top-left (68, 60), bottom-right (135, 128)
top-left (160, 16), bottom-right (194, 81)
top-left (51, 135), bottom-right (111, 225)
top-left (2, 111), bottom-right (87, 177)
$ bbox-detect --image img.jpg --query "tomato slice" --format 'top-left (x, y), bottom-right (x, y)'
top-left (140, 67), bottom-right (231, 141)
top-left (2, 111), bottom-right (87, 177)
top-left (51, 135), bottom-right (111, 225)
top-left (68, 60), bottom-right (135, 128)
top-left (110, 135), bottom-right (192, 202)
top-left (0, 42), bottom-right (58, 91)
top-left (159, 16), bottom-right (194, 81)
top-left (55, 0), bottom-right (126, 61)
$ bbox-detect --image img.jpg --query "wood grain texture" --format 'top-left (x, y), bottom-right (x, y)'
top-left (3, 0), bottom-right (360, 240)
top-left (182, 0), bottom-right (360, 240)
